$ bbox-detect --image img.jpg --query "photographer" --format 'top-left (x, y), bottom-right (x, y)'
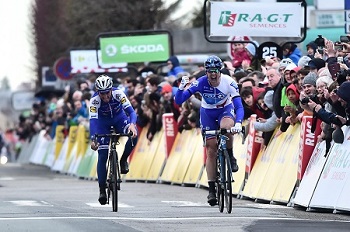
top-left (307, 81), bottom-right (350, 144)
top-left (298, 72), bottom-right (318, 116)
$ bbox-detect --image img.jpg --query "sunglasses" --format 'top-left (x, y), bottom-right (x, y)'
top-left (206, 68), bottom-right (220, 74)
top-left (99, 90), bottom-right (110, 95)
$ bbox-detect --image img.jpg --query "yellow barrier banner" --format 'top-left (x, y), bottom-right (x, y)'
top-left (54, 125), bottom-right (65, 161)
top-left (76, 125), bottom-right (90, 159)
top-left (197, 169), bottom-right (208, 188)
top-left (183, 131), bottom-right (205, 185)
top-left (172, 129), bottom-right (202, 184)
top-left (63, 125), bottom-right (81, 173)
top-left (256, 124), bottom-right (300, 202)
top-left (67, 125), bottom-right (89, 175)
top-left (159, 129), bottom-right (197, 183)
top-left (146, 130), bottom-right (167, 181)
top-left (125, 126), bottom-right (161, 180)
top-left (272, 125), bottom-right (301, 203)
top-left (65, 126), bottom-right (78, 163)
top-left (241, 129), bottom-right (281, 199)
top-left (232, 132), bottom-right (249, 195)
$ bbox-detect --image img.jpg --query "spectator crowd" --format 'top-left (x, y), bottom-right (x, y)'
top-left (7, 36), bottom-right (350, 161)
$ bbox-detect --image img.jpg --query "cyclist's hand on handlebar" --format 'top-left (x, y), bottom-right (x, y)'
top-left (90, 140), bottom-right (99, 151)
top-left (128, 123), bottom-right (138, 138)
top-left (231, 123), bottom-right (242, 133)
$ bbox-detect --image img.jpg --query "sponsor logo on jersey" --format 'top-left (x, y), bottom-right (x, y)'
top-left (121, 97), bottom-right (126, 104)
top-left (230, 82), bottom-right (239, 91)
top-left (92, 99), bottom-right (99, 105)
top-left (203, 93), bottom-right (225, 99)
top-left (90, 106), bottom-right (97, 113)
top-left (115, 94), bottom-right (122, 100)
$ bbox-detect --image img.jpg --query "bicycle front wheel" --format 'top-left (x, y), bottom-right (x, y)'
top-left (217, 156), bottom-right (224, 213)
top-left (110, 149), bottom-right (119, 212)
top-left (223, 150), bottom-right (233, 214)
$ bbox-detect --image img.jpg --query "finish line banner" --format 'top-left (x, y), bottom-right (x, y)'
top-left (210, 2), bottom-right (302, 37)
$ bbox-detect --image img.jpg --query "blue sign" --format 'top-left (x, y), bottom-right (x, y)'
top-left (346, 0), bottom-right (350, 10)
top-left (53, 57), bottom-right (72, 80)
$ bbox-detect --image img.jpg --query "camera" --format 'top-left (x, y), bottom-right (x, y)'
top-left (336, 69), bottom-right (350, 85)
top-left (314, 35), bottom-right (325, 47)
top-left (300, 97), bottom-right (310, 104)
top-left (334, 42), bottom-right (343, 51)
top-left (330, 116), bottom-right (343, 126)
top-left (340, 35), bottom-right (350, 43)
top-left (337, 56), bottom-right (344, 63)
top-left (301, 94), bottom-right (318, 105)
top-left (314, 35), bottom-right (325, 54)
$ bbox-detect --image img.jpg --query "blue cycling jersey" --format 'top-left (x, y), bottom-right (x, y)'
top-left (89, 87), bottom-right (137, 140)
top-left (175, 74), bottom-right (244, 124)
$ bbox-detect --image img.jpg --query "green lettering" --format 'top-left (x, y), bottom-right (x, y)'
top-left (238, 14), bottom-right (249, 22)
top-left (283, 14), bottom-right (293, 22)
top-left (267, 14), bottom-right (278, 22)
top-left (251, 14), bottom-right (262, 22)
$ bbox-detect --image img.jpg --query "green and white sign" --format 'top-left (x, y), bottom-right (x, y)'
top-left (100, 34), bottom-right (170, 63)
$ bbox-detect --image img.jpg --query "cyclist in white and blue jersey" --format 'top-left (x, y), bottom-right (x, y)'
top-left (89, 74), bottom-right (138, 205)
top-left (175, 55), bottom-right (244, 206)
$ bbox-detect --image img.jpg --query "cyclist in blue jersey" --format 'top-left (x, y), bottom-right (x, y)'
top-left (89, 74), bottom-right (138, 205)
top-left (175, 55), bottom-right (244, 206)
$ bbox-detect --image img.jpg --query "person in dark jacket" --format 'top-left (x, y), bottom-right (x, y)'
top-left (306, 41), bottom-right (318, 59)
top-left (266, 68), bottom-right (284, 121)
top-left (167, 56), bottom-right (185, 77)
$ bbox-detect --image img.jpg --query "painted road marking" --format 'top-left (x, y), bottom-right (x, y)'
top-left (86, 202), bottom-right (133, 208)
top-left (0, 177), bottom-right (15, 181)
top-left (161, 201), bottom-right (207, 207)
top-left (245, 203), bottom-right (292, 209)
top-left (0, 216), bottom-right (349, 222)
top-left (5, 200), bottom-right (53, 207)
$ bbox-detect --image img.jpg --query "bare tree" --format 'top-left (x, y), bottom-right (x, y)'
top-left (30, 0), bottom-right (186, 87)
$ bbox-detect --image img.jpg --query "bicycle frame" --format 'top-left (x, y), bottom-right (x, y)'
top-left (204, 128), bottom-right (236, 214)
top-left (94, 126), bottom-right (132, 212)
top-left (216, 132), bottom-right (233, 214)
top-left (107, 131), bottom-right (121, 212)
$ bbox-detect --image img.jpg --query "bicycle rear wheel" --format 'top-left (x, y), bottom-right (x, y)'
top-left (217, 156), bottom-right (224, 213)
top-left (223, 150), bottom-right (233, 214)
top-left (110, 149), bottom-right (119, 212)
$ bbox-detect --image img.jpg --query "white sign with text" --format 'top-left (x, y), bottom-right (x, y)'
top-left (210, 2), bottom-right (302, 37)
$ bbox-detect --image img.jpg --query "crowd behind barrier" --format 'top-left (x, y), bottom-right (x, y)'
top-left (4, 36), bottom-right (350, 214)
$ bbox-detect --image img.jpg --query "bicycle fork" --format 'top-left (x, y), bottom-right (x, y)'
top-left (218, 135), bottom-right (233, 183)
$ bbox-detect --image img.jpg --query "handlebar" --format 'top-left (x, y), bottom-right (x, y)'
top-left (94, 131), bottom-right (134, 139)
top-left (204, 126), bottom-right (247, 144)
top-left (93, 126), bottom-right (134, 146)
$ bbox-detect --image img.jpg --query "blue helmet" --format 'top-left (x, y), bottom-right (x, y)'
top-left (204, 55), bottom-right (223, 70)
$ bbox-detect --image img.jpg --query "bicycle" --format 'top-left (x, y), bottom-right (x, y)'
top-left (204, 126), bottom-right (246, 214)
top-left (94, 126), bottom-right (133, 212)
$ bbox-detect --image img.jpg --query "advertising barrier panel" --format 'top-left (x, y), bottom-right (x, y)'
top-left (309, 126), bottom-right (350, 210)
top-left (245, 115), bottom-right (263, 175)
top-left (298, 116), bottom-right (322, 180)
top-left (293, 141), bottom-right (328, 208)
top-left (163, 113), bottom-right (178, 158)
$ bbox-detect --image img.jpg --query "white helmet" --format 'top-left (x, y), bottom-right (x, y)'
top-left (95, 75), bottom-right (113, 91)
